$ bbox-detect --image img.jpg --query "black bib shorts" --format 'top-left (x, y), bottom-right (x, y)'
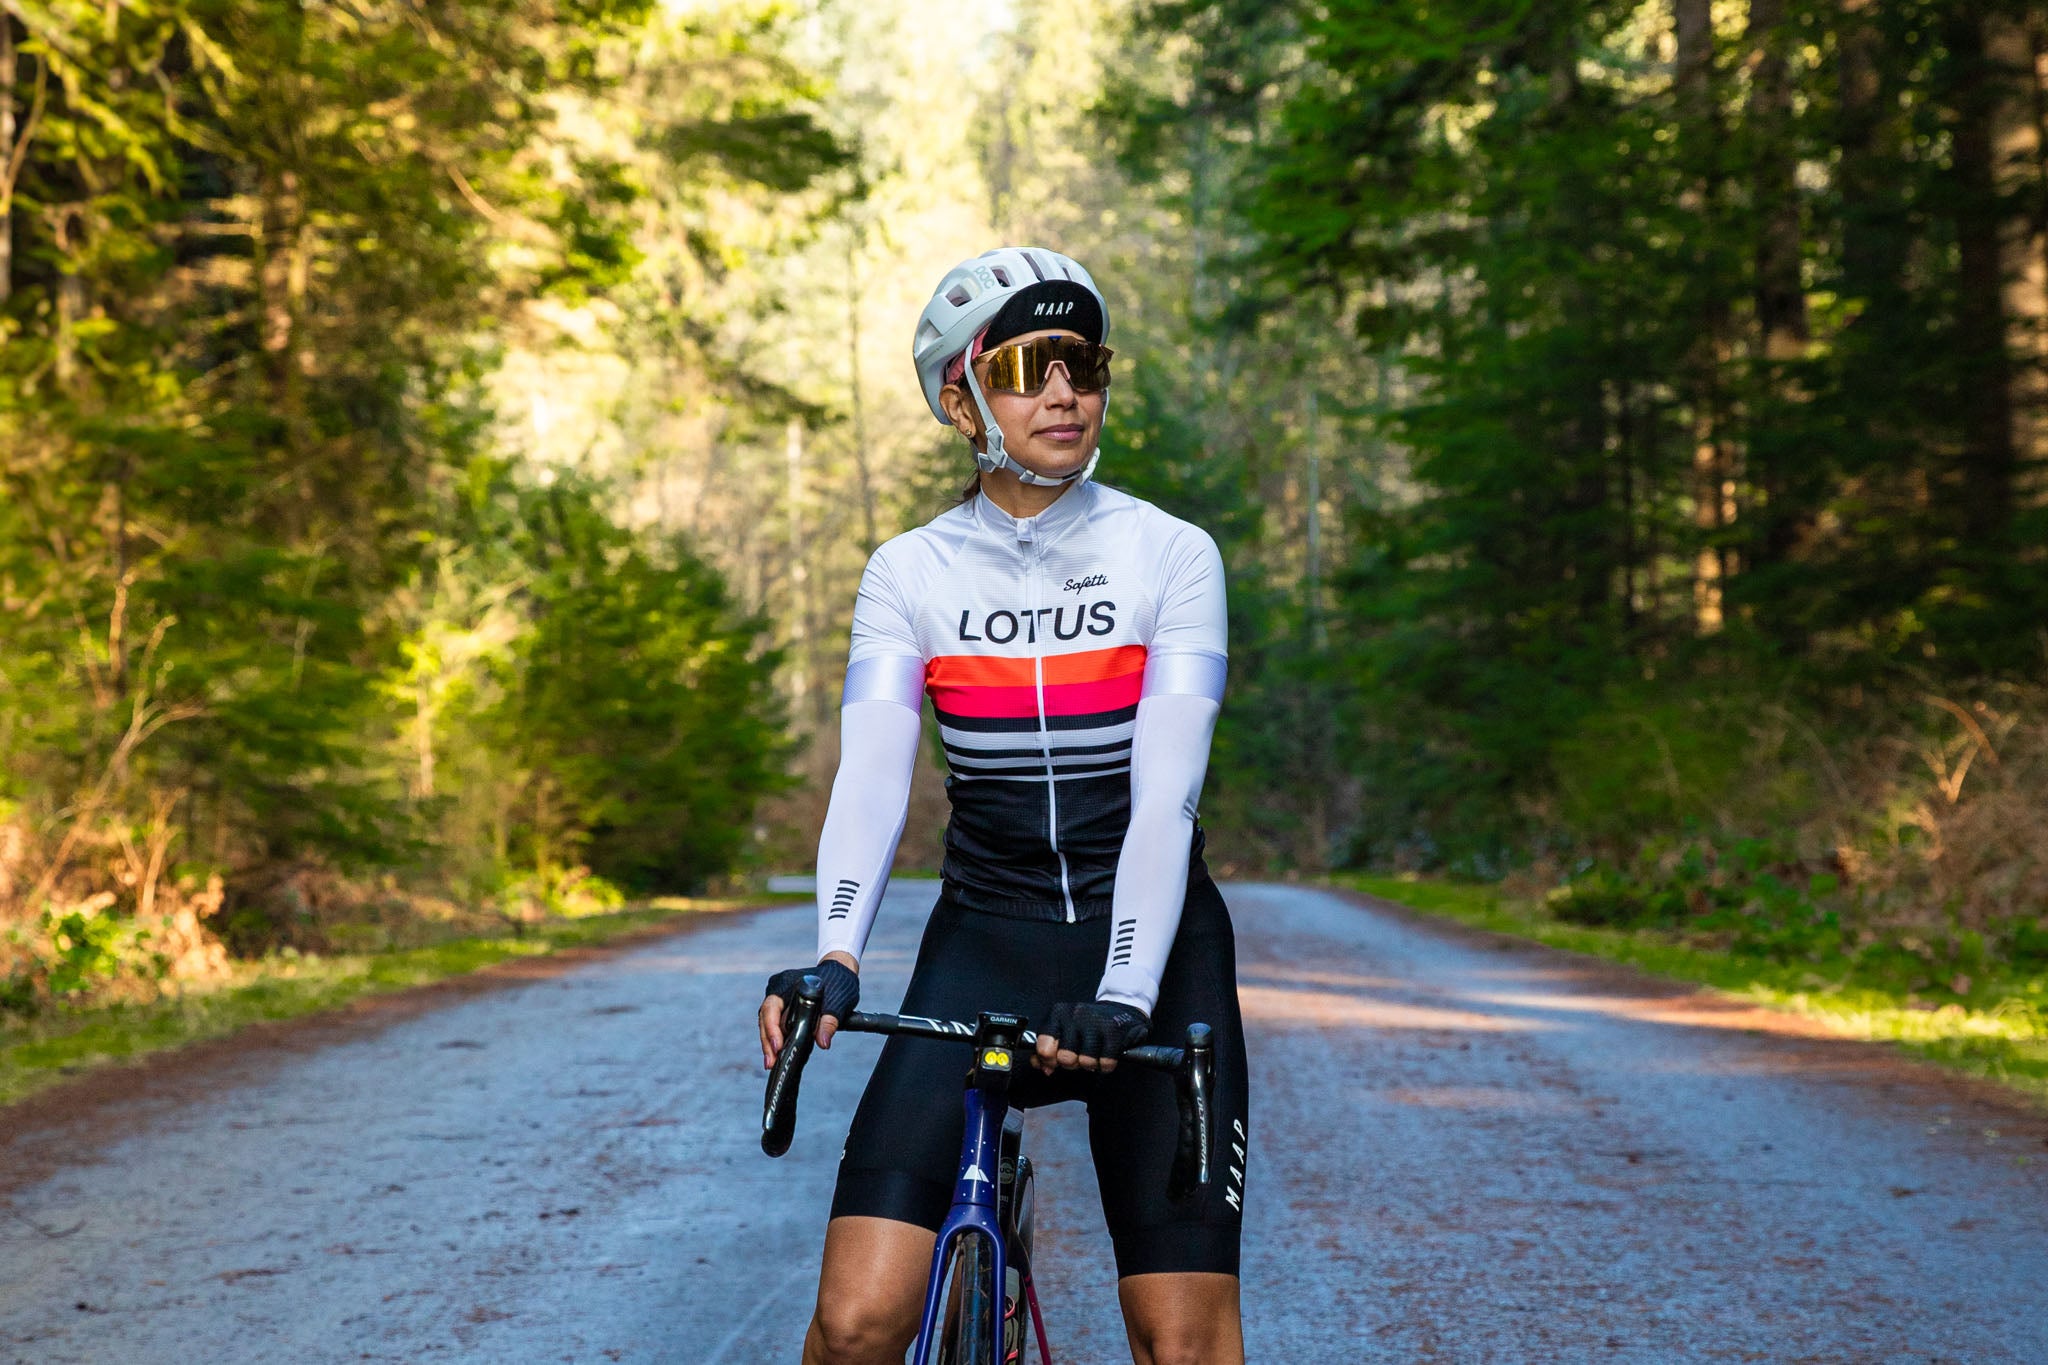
top-left (830, 874), bottom-right (1250, 1278)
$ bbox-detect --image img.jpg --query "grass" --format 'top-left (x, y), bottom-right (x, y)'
top-left (1334, 873), bottom-right (2048, 1105)
top-left (0, 896), bottom-right (800, 1108)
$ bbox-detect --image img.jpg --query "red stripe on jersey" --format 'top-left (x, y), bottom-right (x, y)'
top-left (1040, 673), bottom-right (1143, 717)
top-left (926, 645), bottom-right (1147, 720)
top-left (928, 683), bottom-right (1041, 719)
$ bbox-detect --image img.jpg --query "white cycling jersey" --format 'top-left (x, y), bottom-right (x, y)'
top-left (813, 479), bottom-right (1227, 1013)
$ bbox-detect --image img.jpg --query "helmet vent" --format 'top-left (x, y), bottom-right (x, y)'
top-left (1022, 252), bottom-right (1047, 281)
top-left (916, 319), bottom-right (941, 347)
top-left (945, 283), bottom-right (973, 307)
top-left (991, 265), bottom-right (1012, 287)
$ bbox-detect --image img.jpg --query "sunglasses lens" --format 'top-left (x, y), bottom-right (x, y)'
top-left (980, 344), bottom-right (1036, 394)
top-left (978, 338), bottom-right (1113, 395)
top-left (1053, 337), bottom-right (1113, 391)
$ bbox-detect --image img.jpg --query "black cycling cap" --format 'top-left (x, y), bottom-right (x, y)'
top-left (984, 279), bottom-right (1105, 349)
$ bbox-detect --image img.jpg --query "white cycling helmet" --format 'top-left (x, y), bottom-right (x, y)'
top-left (912, 246), bottom-right (1112, 487)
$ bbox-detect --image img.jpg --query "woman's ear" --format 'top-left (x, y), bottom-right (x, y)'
top-left (939, 383), bottom-right (983, 447)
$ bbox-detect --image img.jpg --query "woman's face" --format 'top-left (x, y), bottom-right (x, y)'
top-left (941, 328), bottom-right (1107, 480)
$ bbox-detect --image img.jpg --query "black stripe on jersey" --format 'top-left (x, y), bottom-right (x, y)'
top-left (949, 758), bottom-right (1135, 780)
top-left (1049, 761), bottom-right (1135, 779)
top-left (945, 746), bottom-right (1134, 772)
top-left (938, 738), bottom-right (1135, 762)
top-left (933, 704), bottom-right (1140, 735)
top-left (946, 752), bottom-right (1129, 776)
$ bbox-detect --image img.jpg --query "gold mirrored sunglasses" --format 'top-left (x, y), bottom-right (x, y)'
top-left (974, 335), bottom-right (1114, 396)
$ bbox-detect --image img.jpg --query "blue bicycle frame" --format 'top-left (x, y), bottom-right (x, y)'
top-left (911, 1048), bottom-right (1014, 1363)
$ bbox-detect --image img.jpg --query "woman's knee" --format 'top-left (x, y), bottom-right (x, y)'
top-left (808, 1215), bottom-right (932, 1364)
top-left (1133, 1342), bottom-right (1212, 1365)
top-left (1128, 1326), bottom-right (1244, 1365)
top-left (808, 1300), bottom-right (915, 1365)
top-left (1119, 1271), bottom-right (1244, 1365)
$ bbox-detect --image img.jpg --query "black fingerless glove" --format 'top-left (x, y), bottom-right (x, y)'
top-left (1044, 999), bottom-right (1150, 1060)
top-left (765, 959), bottom-right (861, 1024)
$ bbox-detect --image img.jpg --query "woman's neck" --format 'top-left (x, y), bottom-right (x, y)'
top-left (978, 466), bottom-right (1077, 519)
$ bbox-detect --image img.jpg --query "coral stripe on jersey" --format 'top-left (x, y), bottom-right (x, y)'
top-left (924, 654), bottom-right (1039, 691)
top-left (1044, 645), bottom-right (1148, 686)
top-left (925, 645), bottom-right (1146, 721)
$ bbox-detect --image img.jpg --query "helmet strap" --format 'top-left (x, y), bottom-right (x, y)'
top-left (964, 358), bottom-right (1100, 488)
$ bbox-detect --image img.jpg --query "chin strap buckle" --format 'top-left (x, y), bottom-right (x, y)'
top-left (974, 446), bottom-right (1100, 486)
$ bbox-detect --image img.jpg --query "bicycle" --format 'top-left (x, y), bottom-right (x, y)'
top-left (762, 974), bottom-right (1215, 1365)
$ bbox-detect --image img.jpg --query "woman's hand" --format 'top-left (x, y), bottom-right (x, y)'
top-left (1033, 999), bottom-right (1150, 1075)
top-left (759, 952), bottom-right (860, 1068)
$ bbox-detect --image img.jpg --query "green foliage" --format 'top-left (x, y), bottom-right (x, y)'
top-left (1123, 0), bottom-right (2048, 882)
top-left (40, 906), bottom-right (132, 997)
top-left (493, 475), bottom-right (794, 894)
top-left (0, 0), bottom-right (844, 993)
top-left (1546, 835), bottom-right (1841, 951)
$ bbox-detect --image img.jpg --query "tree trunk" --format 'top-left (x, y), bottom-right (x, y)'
top-left (785, 417), bottom-right (828, 750)
top-left (1, 16), bottom-right (14, 308)
top-left (1674, 0), bottom-right (1714, 123)
top-left (1748, 0), bottom-right (1808, 363)
top-left (1836, 0), bottom-right (1897, 305)
top-left (1948, 6), bottom-right (2019, 546)
top-left (52, 207), bottom-right (79, 388)
top-left (1985, 7), bottom-right (2048, 497)
top-left (1544, 42), bottom-right (1618, 625)
top-left (259, 169), bottom-right (307, 394)
top-left (845, 224), bottom-right (877, 555)
top-left (1745, 0), bottom-right (1812, 571)
top-left (1675, 0), bottom-right (1730, 633)
top-left (1832, 0), bottom-right (1924, 592)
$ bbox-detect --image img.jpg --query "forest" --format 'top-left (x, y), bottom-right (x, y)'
top-left (3, 0), bottom-right (2044, 1010)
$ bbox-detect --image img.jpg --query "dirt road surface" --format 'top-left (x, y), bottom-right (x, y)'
top-left (3, 882), bottom-right (2045, 1362)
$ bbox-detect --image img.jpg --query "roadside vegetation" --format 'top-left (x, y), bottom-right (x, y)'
top-left (1344, 875), bottom-right (2048, 1104)
top-left (0, 896), bottom-right (794, 1106)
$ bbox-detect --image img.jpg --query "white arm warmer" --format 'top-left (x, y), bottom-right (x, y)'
top-left (1095, 687), bottom-right (1222, 1013)
top-left (1093, 524), bottom-right (1228, 1014)
top-left (813, 695), bottom-right (922, 964)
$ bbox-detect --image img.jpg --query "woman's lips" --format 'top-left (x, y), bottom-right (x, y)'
top-left (1037, 425), bottom-right (1085, 441)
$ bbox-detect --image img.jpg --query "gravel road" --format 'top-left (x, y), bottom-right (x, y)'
top-left (3, 882), bottom-right (2045, 1363)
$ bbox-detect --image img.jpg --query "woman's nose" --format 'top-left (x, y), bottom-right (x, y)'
top-left (1041, 363), bottom-right (1079, 406)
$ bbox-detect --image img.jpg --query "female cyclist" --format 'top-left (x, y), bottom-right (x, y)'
top-left (758, 246), bottom-right (1249, 1365)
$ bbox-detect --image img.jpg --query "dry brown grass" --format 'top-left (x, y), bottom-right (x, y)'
top-left (1845, 685), bottom-right (2048, 935)
top-left (1515, 680), bottom-right (2048, 953)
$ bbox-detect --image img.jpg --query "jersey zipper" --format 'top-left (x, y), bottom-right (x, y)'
top-left (1027, 541), bottom-right (1078, 923)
